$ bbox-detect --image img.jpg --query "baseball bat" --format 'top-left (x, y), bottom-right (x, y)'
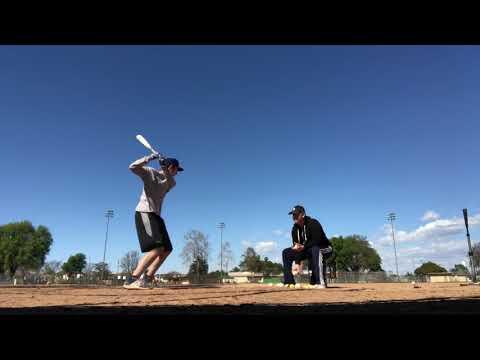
top-left (463, 208), bottom-right (469, 232)
top-left (136, 134), bottom-right (158, 154)
top-left (135, 134), bottom-right (167, 166)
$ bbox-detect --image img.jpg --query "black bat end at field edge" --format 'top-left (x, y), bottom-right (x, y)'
top-left (463, 208), bottom-right (469, 230)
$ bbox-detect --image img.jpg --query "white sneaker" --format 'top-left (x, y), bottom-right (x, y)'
top-left (304, 284), bottom-right (326, 289)
top-left (123, 278), bottom-right (149, 290)
top-left (277, 283), bottom-right (295, 288)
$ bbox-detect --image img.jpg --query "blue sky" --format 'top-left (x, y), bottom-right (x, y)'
top-left (0, 46), bottom-right (479, 274)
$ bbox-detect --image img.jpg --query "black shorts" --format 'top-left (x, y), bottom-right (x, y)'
top-left (135, 211), bottom-right (173, 253)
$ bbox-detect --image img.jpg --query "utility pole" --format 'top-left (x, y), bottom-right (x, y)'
top-left (387, 212), bottom-right (399, 280)
top-left (217, 222), bottom-right (226, 283)
top-left (103, 209), bottom-right (114, 280)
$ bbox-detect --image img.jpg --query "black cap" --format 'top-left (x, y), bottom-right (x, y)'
top-left (288, 205), bottom-right (305, 215)
top-left (163, 158), bottom-right (184, 172)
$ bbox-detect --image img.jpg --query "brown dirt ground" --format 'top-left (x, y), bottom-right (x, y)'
top-left (1, 283), bottom-right (480, 315)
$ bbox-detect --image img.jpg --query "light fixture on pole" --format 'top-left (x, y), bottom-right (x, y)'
top-left (387, 212), bottom-right (399, 280)
top-left (103, 209), bottom-right (114, 280)
top-left (217, 222), bottom-right (226, 282)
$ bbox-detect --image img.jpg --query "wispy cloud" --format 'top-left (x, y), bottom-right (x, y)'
top-left (272, 229), bottom-right (291, 239)
top-left (241, 240), bottom-right (252, 248)
top-left (255, 241), bottom-right (277, 254)
top-left (421, 210), bottom-right (440, 222)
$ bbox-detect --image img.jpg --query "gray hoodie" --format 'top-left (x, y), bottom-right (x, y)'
top-left (129, 154), bottom-right (176, 216)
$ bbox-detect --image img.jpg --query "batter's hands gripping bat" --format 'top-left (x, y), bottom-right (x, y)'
top-left (136, 134), bottom-right (166, 163)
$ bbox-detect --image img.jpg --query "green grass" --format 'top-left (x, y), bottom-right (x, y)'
top-left (262, 277), bottom-right (282, 284)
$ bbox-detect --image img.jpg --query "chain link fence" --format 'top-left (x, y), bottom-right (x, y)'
top-left (327, 272), bottom-right (427, 283)
top-left (1, 271), bottom-right (430, 286)
top-left (0, 272), bottom-right (234, 286)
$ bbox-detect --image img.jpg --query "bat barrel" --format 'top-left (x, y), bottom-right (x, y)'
top-left (463, 208), bottom-right (469, 230)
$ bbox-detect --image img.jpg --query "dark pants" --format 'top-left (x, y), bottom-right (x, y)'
top-left (282, 248), bottom-right (299, 284)
top-left (282, 246), bottom-right (332, 285)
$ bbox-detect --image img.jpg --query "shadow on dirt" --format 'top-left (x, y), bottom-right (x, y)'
top-left (2, 297), bottom-right (480, 316)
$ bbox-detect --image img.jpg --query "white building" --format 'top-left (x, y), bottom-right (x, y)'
top-left (427, 273), bottom-right (469, 283)
top-left (228, 272), bottom-right (264, 284)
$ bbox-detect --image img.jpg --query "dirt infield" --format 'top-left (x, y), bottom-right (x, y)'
top-left (1, 283), bottom-right (480, 315)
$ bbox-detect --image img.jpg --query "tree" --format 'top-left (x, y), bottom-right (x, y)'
top-left (329, 235), bottom-right (382, 272)
top-left (180, 230), bottom-right (210, 275)
top-left (450, 264), bottom-right (469, 275)
top-left (235, 250), bottom-right (282, 275)
top-left (120, 250), bottom-right (140, 275)
top-left (42, 261), bottom-right (62, 276)
top-left (405, 272), bottom-right (415, 280)
top-left (162, 271), bottom-right (185, 284)
top-left (83, 263), bottom-right (97, 281)
top-left (414, 261), bottom-right (447, 276)
top-left (239, 247), bottom-right (263, 273)
top-left (94, 262), bottom-right (111, 279)
top-left (261, 257), bottom-right (283, 276)
top-left (84, 263), bottom-right (96, 274)
top-left (188, 257), bottom-right (208, 276)
top-left (231, 266), bottom-right (241, 272)
top-left (163, 271), bottom-right (183, 279)
top-left (209, 270), bottom-right (228, 277)
top-left (0, 221), bottom-right (53, 277)
top-left (218, 241), bottom-right (234, 273)
top-left (61, 253), bottom-right (86, 276)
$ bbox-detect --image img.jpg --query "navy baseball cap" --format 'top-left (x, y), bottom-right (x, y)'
top-left (288, 205), bottom-right (305, 215)
top-left (163, 158), bottom-right (184, 171)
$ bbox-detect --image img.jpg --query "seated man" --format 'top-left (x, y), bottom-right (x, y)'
top-left (281, 205), bottom-right (333, 289)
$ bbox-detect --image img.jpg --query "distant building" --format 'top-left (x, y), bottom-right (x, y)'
top-left (228, 272), bottom-right (264, 283)
top-left (159, 272), bottom-right (188, 284)
top-left (426, 273), bottom-right (469, 283)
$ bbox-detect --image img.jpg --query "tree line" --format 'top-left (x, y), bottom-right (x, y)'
top-left (2, 221), bottom-right (479, 281)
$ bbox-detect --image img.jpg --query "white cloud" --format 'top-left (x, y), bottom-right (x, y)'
top-left (241, 240), bottom-right (252, 248)
top-left (371, 210), bottom-right (480, 274)
top-left (254, 241), bottom-right (277, 254)
top-left (376, 212), bottom-right (480, 246)
top-left (272, 229), bottom-right (291, 239)
top-left (376, 236), bottom-right (475, 274)
top-left (421, 210), bottom-right (440, 222)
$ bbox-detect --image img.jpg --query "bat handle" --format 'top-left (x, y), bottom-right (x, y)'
top-left (154, 152), bottom-right (166, 162)
top-left (150, 148), bottom-right (162, 157)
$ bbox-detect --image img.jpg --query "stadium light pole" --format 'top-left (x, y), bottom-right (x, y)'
top-left (217, 222), bottom-right (226, 283)
top-left (103, 210), bottom-right (114, 280)
top-left (387, 212), bottom-right (400, 280)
